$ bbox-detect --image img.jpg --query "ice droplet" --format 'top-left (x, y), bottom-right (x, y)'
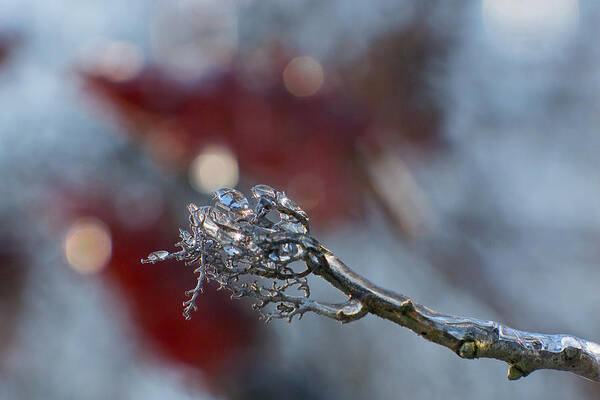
top-left (213, 188), bottom-right (250, 214)
top-left (278, 242), bottom-right (304, 261)
top-left (143, 250), bottom-right (170, 263)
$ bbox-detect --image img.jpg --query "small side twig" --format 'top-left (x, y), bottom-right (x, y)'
top-left (142, 185), bottom-right (600, 382)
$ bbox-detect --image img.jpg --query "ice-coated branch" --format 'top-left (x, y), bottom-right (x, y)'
top-left (141, 185), bottom-right (600, 382)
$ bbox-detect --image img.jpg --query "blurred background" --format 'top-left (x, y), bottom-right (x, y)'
top-left (1, 0), bottom-right (600, 398)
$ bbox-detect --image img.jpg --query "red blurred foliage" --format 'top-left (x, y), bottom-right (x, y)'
top-left (50, 187), bottom-right (260, 381)
top-left (341, 24), bottom-right (446, 149)
top-left (0, 222), bottom-right (28, 367)
top-left (81, 59), bottom-right (370, 225)
top-left (0, 39), bottom-right (24, 360)
top-left (80, 21), bottom-right (449, 230)
top-left (0, 33), bottom-right (19, 66)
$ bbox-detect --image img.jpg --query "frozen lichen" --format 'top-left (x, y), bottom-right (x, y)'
top-left (142, 186), bottom-right (322, 321)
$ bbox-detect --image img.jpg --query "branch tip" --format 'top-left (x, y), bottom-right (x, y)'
top-left (141, 185), bottom-right (600, 383)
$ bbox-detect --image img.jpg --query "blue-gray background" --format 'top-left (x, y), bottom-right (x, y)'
top-left (1, 1), bottom-right (599, 399)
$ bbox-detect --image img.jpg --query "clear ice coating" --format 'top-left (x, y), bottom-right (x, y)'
top-left (143, 185), bottom-right (316, 320)
top-left (140, 186), bottom-right (600, 383)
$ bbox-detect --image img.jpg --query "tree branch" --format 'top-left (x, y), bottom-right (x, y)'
top-left (141, 185), bottom-right (600, 382)
top-left (317, 252), bottom-right (600, 381)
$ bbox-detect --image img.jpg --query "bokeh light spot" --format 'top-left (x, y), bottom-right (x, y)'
top-left (64, 218), bottom-right (112, 274)
top-left (283, 56), bottom-right (324, 97)
top-left (188, 145), bottom-right (239, 193)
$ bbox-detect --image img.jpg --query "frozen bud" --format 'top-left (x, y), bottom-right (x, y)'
top-left (251, 184), bottom-right (277, 201)
top-left (277, 192), bottom-right (308, 219)
top-left (274, 220), bottom-right (307, 234)
top-left (188, 203), bottom-right (204, 227)
top-left (252, 184), bottom-right (279, 219)
top-left (210, 206), bottom-right (235, 228)
top-left (275, 192), bottom-right (310, 233)
top-left (199, 208), bottom-right (221, 240)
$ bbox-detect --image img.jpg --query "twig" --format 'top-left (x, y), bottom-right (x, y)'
top-left (141, 185), bottom-right (600, 382)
